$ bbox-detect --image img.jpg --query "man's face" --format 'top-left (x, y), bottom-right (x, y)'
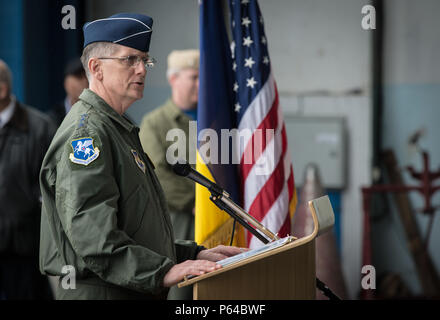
top-left (64, 75), bottom-right (88, 105)
top-left (0, 82), bottom-right (8, 101)
top-left (100, 46), bottom-right (148, 105)
top-left (170, 68), bottom-right (199, 110)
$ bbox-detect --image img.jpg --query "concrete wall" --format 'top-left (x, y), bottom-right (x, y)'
top-left (372, 0), bottom-right (440, 296)
top-left (260, 0), bottom-right (371, 94)
top-left (0, 1), bottom-right (25, 101)
top-left (260, 0), bottom-right (372, 299)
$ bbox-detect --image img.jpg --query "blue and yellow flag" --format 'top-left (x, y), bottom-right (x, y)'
top-left (195, 0), bottom-right (245, 248)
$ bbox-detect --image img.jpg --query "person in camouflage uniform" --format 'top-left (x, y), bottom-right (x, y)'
top-left (140, 50), bottom-right (199, 241)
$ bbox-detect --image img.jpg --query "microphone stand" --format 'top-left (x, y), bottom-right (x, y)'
top-left (208, 190), bottom-right (273, 245)
top-left (205, 181), bottom-right (280, 244)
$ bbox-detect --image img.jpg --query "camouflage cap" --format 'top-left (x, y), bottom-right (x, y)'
top-left (167, 49), bottom-right (199, 71)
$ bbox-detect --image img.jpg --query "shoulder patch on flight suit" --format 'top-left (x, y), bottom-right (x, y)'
top-left (78, 114), bottom-right (89, 128)
top-left (131, 149), bottom-right (146, 173)
top-left (69, 137), bottom-right (100, 165)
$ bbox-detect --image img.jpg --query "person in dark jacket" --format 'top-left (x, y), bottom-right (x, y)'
top-left (0, 59), bottom-right (57, 299)
top-left (47, 58), bottom-right (89, 126)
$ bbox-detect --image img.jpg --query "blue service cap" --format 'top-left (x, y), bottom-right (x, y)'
top-left (83, 13), bottom-right (153, 52)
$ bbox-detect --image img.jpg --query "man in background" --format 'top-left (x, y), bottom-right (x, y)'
top-left (140, 49), bottom-right (199, 240)
top-left (139, 49), bottom-right (199, 300)
top-left (0, 59), bottom-right (56, 299)
top-left (48, 58), bottom-right (88, 126)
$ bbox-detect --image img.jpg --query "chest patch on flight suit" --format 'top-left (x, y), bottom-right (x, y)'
top-left (69, 137), bottom-right (100, 165)
top-left (131, 149), bottom-right (146, 173)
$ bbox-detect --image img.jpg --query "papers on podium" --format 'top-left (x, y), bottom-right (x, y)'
top-left (184, 236), bottom-right (295, 281)
top-left (217, 236), bottom-right (295, 267)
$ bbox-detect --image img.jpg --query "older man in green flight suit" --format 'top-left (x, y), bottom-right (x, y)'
top-left (39, 13), bottom-right (242, 300)
top-left (139, 50), bottom-right (199, 300)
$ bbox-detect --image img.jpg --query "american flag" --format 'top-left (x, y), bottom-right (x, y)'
top-left (229, 0), bottom-right (297, 248)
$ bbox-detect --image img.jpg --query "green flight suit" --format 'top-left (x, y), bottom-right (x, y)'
top-left (139, 99), bottom-right (196, 300)
top-left (39, 89), bottom-right (203, 300)
top-left (139, 99), bottom-right (196, 241)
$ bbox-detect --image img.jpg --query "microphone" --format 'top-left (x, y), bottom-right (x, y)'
top-left (172, 161), bottom-right (224, 196)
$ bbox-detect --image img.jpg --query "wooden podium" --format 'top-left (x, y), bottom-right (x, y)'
top-left (178, 195), bottom-right (335, 300)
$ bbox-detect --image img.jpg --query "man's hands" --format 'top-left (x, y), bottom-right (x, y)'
top-left (163, 259), bottom-right (221, 287)
top-left (162, 245), bottom-right (248, 287)
top-left (196, 245), bottom-right (247, 262)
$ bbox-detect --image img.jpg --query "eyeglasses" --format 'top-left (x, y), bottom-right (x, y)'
top-left (98, 55), bottom-right (156, 68)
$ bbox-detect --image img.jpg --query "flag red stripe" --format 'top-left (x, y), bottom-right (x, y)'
top-left (282, 168), bottom-right (295, 235)
top-left (278, 213), bottom-right (291, 237)
top-left (240, 88), bottom-right (279, 184)
top-left (287, 166), bottom-right (294, 199)
top-left (246, 124), bottom-right (288, 223)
